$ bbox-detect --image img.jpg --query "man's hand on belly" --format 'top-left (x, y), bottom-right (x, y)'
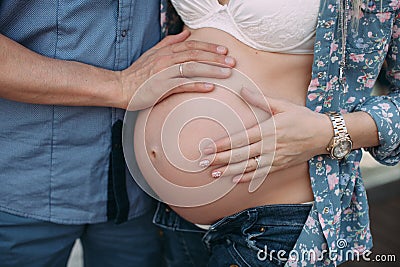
top-left (117, 30), bottom-right (237, 110)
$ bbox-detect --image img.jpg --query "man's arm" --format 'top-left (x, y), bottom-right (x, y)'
top-left (0, 30), bottom-right (235, 109)
top-left (0, 33), bottom-right (120, 107)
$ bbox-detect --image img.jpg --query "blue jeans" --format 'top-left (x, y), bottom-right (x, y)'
top-left (0, 209), bottom-right (163, 267)
top-left (154, 202), bottom-right (312, 267)
top-left (154, 203), bottom-right (210, 267)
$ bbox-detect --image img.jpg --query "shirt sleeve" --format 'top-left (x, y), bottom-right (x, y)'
top-left (354, 11), bottom-right (400, 166)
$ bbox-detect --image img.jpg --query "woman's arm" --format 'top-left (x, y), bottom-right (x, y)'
top-left (352, 12), bottom-right (400, 165)
top-left (198, 89), bottom-right (381, 182)
top-left (342, 111), bottom-right (380, 151)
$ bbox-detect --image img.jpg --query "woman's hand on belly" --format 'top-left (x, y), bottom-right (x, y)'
top-left (200, 87), bottom-right (333, 183)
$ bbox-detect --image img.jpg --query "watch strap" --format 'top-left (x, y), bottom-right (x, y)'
top-left (325, 111), bottom-right (352, 159)
top-left (328, 112), bottom-right (349, 138)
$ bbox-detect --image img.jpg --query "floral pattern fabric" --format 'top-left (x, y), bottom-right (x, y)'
top-left (161, 0), bottom-right (400, 266)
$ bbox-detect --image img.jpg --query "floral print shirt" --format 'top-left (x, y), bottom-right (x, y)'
top-left (161, 0), bottom-right (400, 266)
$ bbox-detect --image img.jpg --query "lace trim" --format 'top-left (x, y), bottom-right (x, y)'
top-left (237, 6), bottom-right (318, 51)
top-left (180, 1), bottom-right (319, 53)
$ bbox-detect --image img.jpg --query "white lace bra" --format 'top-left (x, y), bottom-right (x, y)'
top-left (170, 0), bottom-right (320, 54)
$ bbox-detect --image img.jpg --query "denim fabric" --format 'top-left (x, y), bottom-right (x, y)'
top-left (204, 204), bottom-right (312, 267)
top-left (153, 202), bottom-right (210, 267)
top-left (0, 209), bottom-right (163, 267)
top-left (0, 0), bottom-right (161, 224)
top-left (154, 202), bottom-right (312, 267)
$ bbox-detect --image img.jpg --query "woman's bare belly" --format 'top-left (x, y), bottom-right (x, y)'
top-left (134, 28), bottom-right (314, 224)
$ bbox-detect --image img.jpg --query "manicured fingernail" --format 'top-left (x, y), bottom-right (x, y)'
top-left (199, 159), bottom-right (210, 167)
top-left (220, 68), bottom-right (231, 74)
top-left (203, 83), bottom-right (214, 89)
top-left (217, 46), bottom-right (227, 54)
top-left (203, 147), bottom-right (214, 154)
top-left (232, 176), bottom-right (241, 183)
top-left (212, 170), bottom-right (222, 178)
top-left (225, 56), bottom-right (235, 65)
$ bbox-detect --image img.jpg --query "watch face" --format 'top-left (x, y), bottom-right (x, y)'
top-left (333, 140), bottom-right (352, 159)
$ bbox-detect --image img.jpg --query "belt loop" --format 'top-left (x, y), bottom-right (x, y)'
top-left (242, 209), bottom-right (258, 232)
top-left (202, 230), bottom-right (213, 251)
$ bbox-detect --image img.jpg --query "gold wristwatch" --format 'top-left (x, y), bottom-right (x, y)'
top-left (325, 111), bottom-right (353, 160)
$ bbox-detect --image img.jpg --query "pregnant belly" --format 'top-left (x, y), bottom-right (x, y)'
top-left (132, 28), bottom-right (314, 224)
top-left (133, 84), bottom-right (312, 224)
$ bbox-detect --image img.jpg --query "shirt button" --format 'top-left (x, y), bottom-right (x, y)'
top-left (121, 30), bottom-right (127, 37)
top-left (323, 207), bottom-right (330, 214)
top-left (165, 207), bottom-right (170, 212)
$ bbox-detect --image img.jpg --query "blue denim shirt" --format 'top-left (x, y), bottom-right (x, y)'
top-left (0, 0), bottom-right (161, 224)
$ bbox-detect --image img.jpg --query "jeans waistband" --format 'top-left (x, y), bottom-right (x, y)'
top-left (202, 203), bottom-right (313, 249)
top-left (153, 202), bottom-right (313, 234)
top-left (153, 202), bottom-right (206, 233)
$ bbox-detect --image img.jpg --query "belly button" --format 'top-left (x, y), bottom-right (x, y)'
top-left (150, 149), bottom-right (157, 159)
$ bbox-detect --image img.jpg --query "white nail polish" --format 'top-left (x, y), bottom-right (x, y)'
top-left (220, 68), bottom-right (231, 74)
top-left (203, 83), bottom-right (214, 89)
top-left (212, 170), bottom-right (222, 178)
top-left (217, 46), bottom-right (227, 54)
top-left (225, 57), bottom-right (234, 65)
top-left (199, 159), bottom-right (210, 167)
top-left (232, 176), bottom-right (241, 183)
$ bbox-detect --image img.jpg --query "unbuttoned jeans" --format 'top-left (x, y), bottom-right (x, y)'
top-left (154, 202), bottom-right (313, 267)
